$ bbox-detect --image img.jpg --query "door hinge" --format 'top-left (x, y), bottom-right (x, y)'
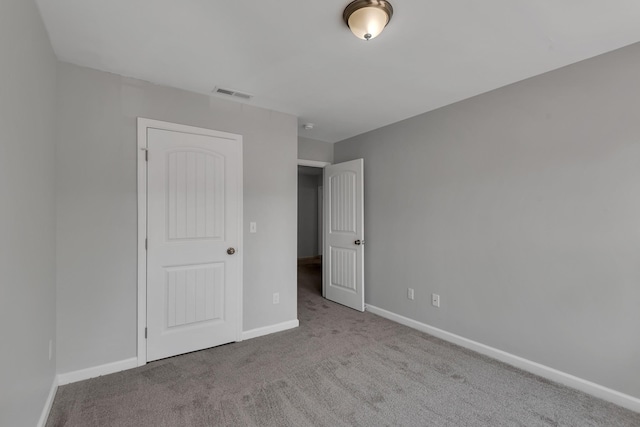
top-left (145, 238), bottom-right (147, 250)
top-left (145, 150), bottom-right (148, 161)
top-left (145, 327), bottom-right (147, 339)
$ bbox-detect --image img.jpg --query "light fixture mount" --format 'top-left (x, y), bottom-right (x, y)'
top-left (343, 0), bottom-right (393, 41)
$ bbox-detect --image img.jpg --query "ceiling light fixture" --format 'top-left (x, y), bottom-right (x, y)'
top-left (343, 0), bottom-right (393, 41)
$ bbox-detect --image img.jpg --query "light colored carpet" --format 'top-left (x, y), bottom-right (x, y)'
top-left (46, 263), bottom-right (640, 426)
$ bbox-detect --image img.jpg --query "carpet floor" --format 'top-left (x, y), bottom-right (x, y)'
top-left (46, 263), bottom-right (640, 426)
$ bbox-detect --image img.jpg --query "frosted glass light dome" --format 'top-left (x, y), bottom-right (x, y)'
top-left (348, 7), bottom-right (389, 40)
top-left (343, 0), bottom-right (393, 41)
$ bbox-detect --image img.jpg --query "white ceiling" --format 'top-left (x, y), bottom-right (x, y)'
top-left (36, 0), bottom-right (640, 143)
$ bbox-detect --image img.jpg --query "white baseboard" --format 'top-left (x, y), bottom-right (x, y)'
top-left (37, 376), bottom-right (58, 427)
top-left (365, 304), bottom-right (640, 413)
top-left (55, 320), bottom-right (300, 386)
top-left (57, 357), bottom-right (138, 386)
top-left (241, 319), bottom-right (299, 341)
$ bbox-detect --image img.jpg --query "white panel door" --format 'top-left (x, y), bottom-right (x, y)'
top-left (324, 159), bottom-right (364, 311)
top-left (147, 126), bottom-right (241, 362)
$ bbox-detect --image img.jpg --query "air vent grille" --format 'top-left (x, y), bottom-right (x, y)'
top-left (213, 87), bottom-right (253, 100)
top-left (233, 92), bottom-right (252, 100)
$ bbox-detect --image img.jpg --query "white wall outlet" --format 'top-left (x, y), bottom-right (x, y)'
top-left (432, 293), bottom-right (440, 308)
top-left (49, 339), bottom-right (53, 361)
top-left (407, 288), bottom-right (415, 300)
top-left (273, 292), bottom-right (279, 304)
top-left (250, 222), bottom-right (257, 233)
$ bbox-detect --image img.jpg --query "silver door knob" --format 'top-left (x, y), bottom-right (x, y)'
top-left (227, 247), bottom-right (236, 255)
top-left (354, 240), bottom-right (364, 245)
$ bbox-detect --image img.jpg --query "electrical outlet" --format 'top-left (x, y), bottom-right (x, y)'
top-left (49, 339), bottom-right (53, 361)
top-left (431, 293), bottom-right (440, 308)
top-left (250, 222), bottom-right (257, 233)
top-left (407, 288), bottom-right (414, 300)
top-left (273, 293), bottom-right (279, 304)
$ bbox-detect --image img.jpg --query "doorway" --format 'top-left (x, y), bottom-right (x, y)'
top-left (297, 166), bottom-right (323, 264)
top-left (296, 158), bottom-right (365, 311)
top-left (297, 160), bottom-right (328, 298)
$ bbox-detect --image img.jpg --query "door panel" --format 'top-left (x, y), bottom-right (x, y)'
top-left (330, 171), bottom-right (357, 233)
top-left (324, 159), bottom-right (364, 311)
top-left (330, 247), bottom-right (357, 291)
top-left (165, 263), bottom-right (224, 327)
top-left (166, 150), bottom-right (225, 240)
top-left (147, 127), bottom-right (241, 362)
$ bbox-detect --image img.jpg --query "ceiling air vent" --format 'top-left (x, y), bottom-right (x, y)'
top-left (213, 87), bottom-right (253, 100)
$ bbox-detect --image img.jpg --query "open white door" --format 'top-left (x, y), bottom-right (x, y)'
top-left (145, 122), bottom-right (242, 362)
top-left (323, 159), bottom-right (364, 311)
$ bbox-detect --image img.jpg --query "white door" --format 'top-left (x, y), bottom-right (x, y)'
top-left (324, 159), bottom-right (364, 311)
top-left (146, 125), bottom-right (242, 362)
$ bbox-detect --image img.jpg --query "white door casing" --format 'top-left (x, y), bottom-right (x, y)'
top-left (137, 118), bottom-right (243, 364)
top-left (323, 159), bottom-right (364, 311)
top-left (318, 185), bottom-right (323, 256)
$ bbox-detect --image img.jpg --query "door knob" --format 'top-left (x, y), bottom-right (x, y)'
top-left (227, 247), bottom-right (236, 255)
top-left (354, 240), bottom-right (364, 245)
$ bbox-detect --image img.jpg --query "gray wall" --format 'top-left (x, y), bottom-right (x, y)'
top-left (335, 43), bottom-right (640, 399)
top-left (56, 63), bottom-right (298, 374)
top-left (299, 137), bottom-right (334, 163)
top-left (297, 167), bottom-right (322, 258)
top-left (0, 0), bottom-right (58, 425)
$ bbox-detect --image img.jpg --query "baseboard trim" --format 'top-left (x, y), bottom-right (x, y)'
top-left (241, 319), bottom-right (299, 341)
top-left (57, 357), bottom-right (138, 386)
top-left (365, 304), bottom-right (640, 413)
top-left (37, 376), bottom-right (58, 427)
top-left (55, 320), bottom-right (300, 386)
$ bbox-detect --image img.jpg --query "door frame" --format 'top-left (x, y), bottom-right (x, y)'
top-left (137, 117), bottom-right (244, 366)
top-left (298, 159), bottom-right (330, 168)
